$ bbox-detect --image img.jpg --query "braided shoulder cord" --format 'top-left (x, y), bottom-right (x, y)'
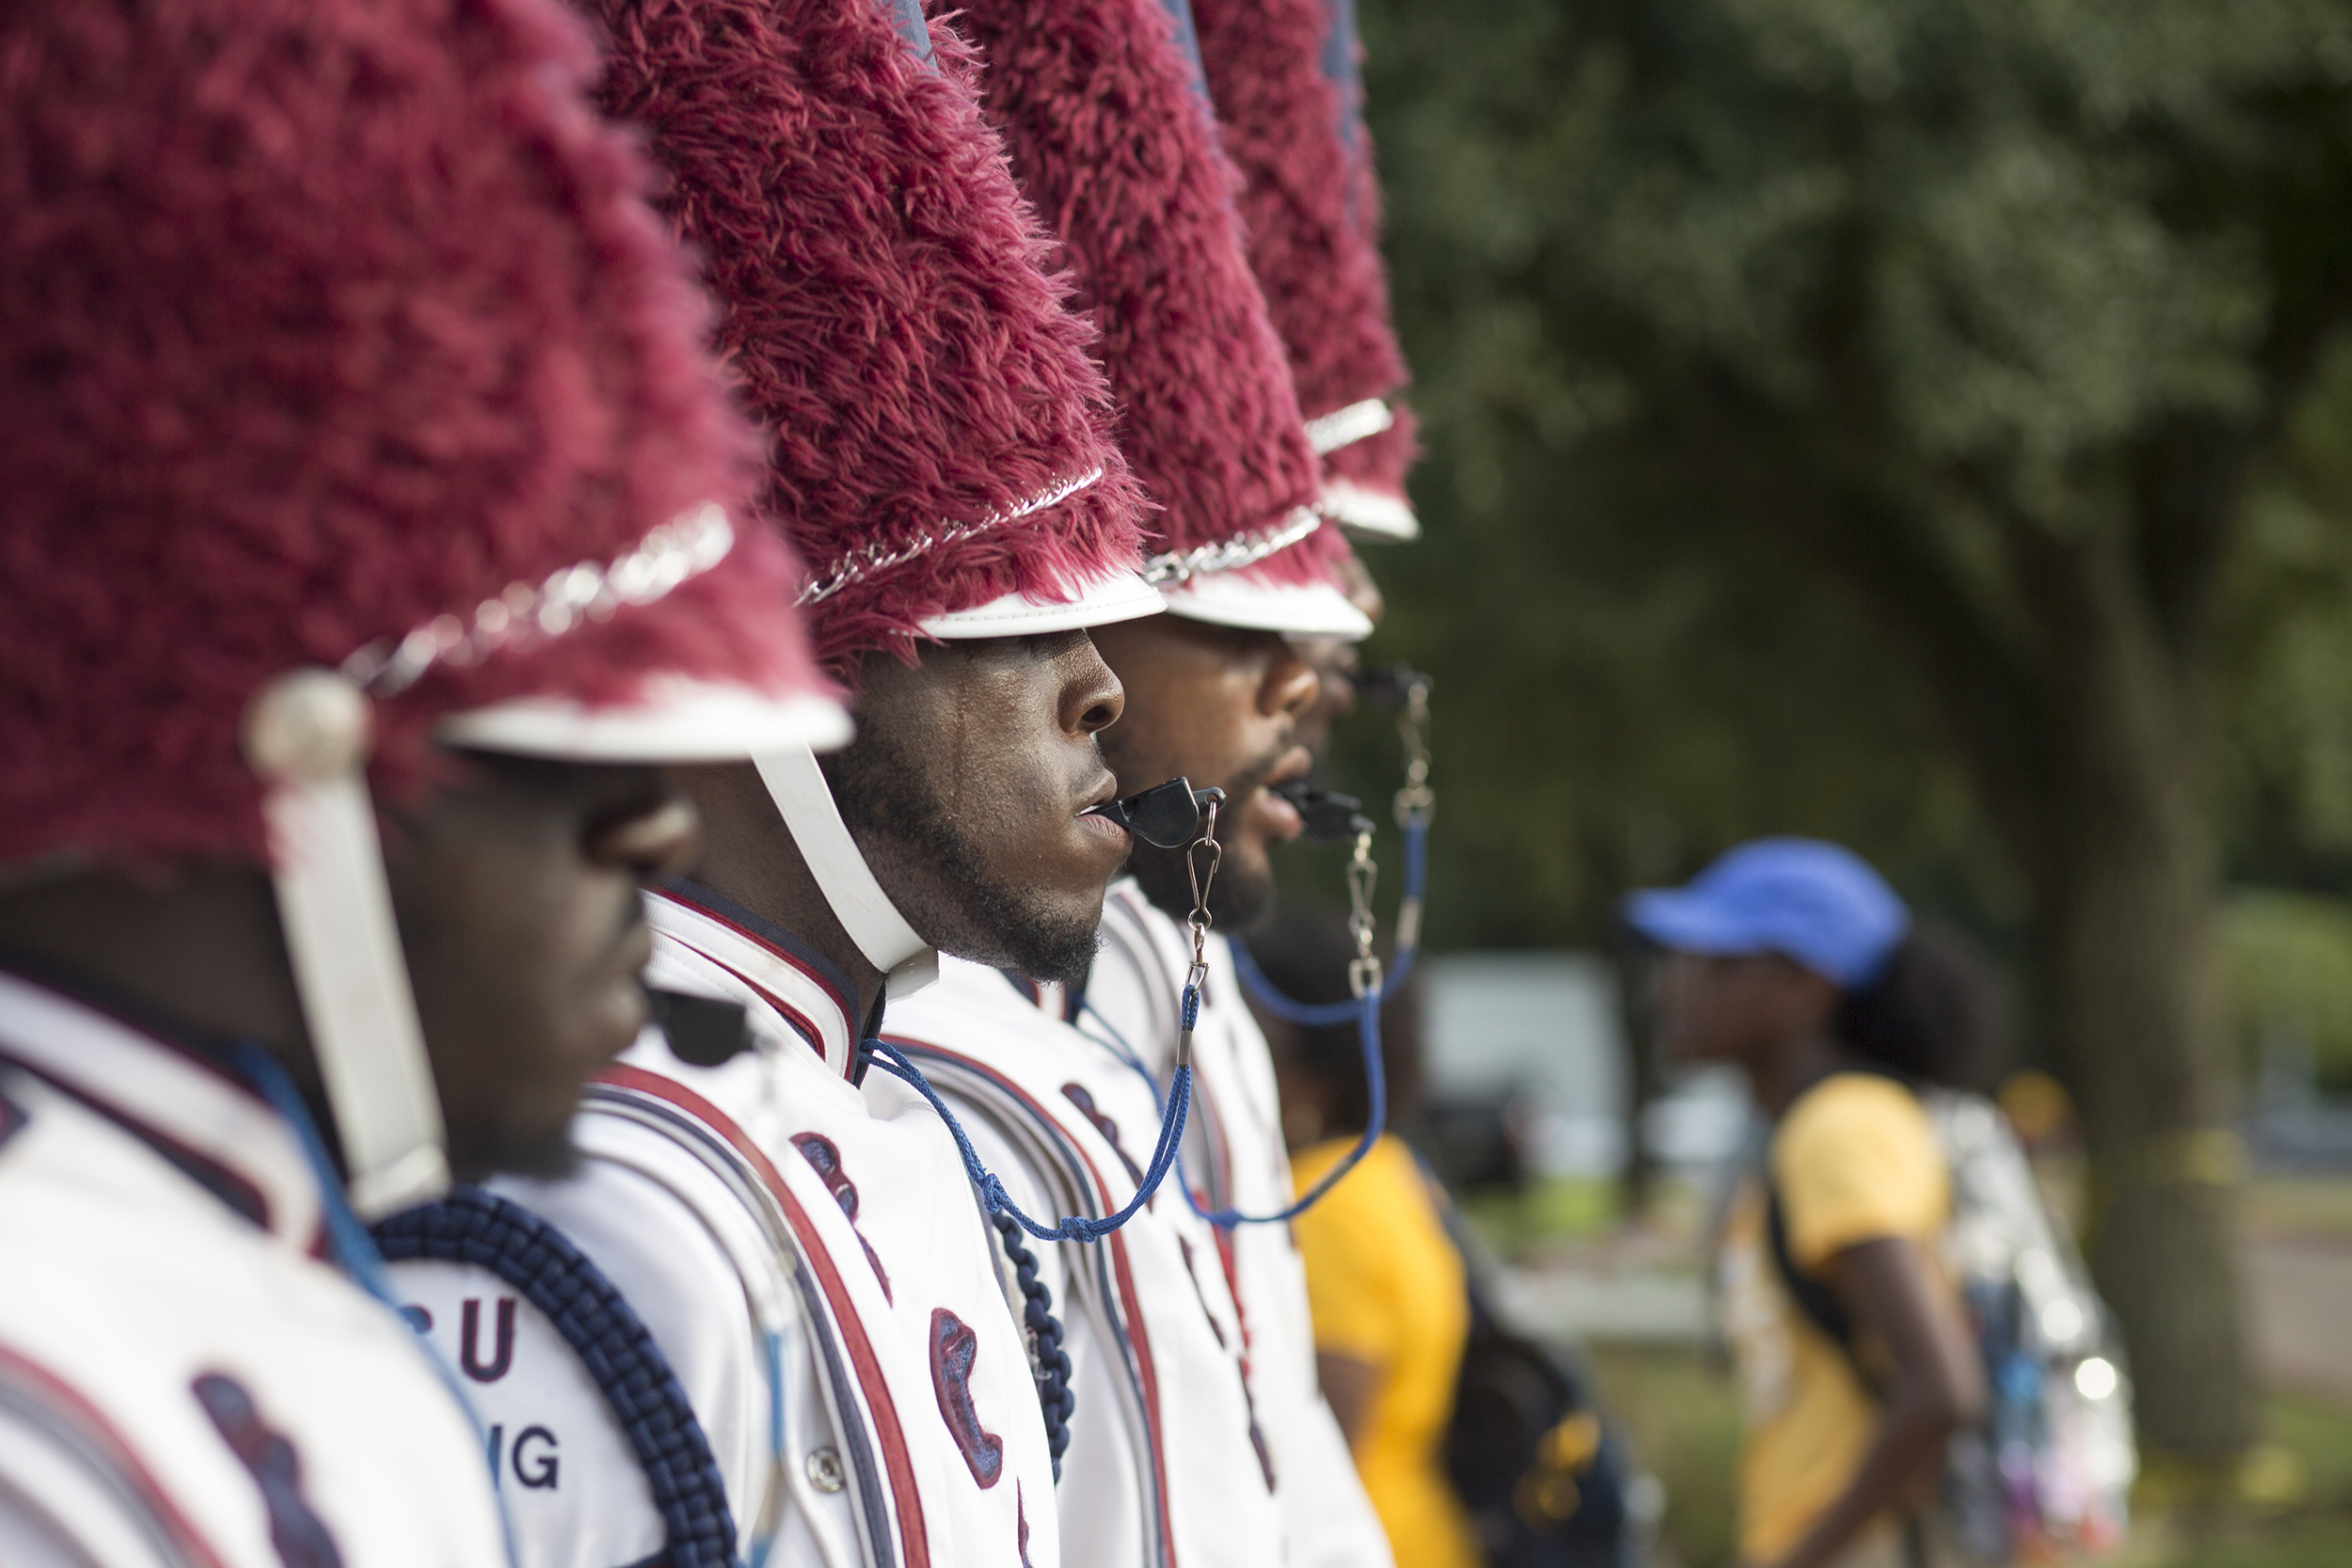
top-left (989, 1212), bottom-right (1075, 1479)
top-left (372, 1189), bottom-right (737, 1568)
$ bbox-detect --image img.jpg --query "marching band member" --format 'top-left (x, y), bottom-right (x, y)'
top-left (1078, 0), bottom-right (1401, 1542)
top-left (0, 0), bottom-right (842, 1560)
top-left (887, 4), bottom-right (1379, 1567)
top-left (1130, 5), bottom-right (1438, 1561)
top-left (380, 3), bottom-right (1166, 1565)
top-left (1195, 0), bottom-right (1422, 546)
top-left (955, 2), bottom-right (1433, 1565)
top-left (1195, 0), bottom-right (1424, 754)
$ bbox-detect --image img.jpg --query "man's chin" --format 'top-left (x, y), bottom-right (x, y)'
top-left (958, 902), bottom-right (1102, 988)
top-left (450, 1122), bottom-right (582, 1186)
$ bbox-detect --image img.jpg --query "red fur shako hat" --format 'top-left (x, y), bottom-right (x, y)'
top-left (1194, 0), bottom-right (1421, 542)
top-left (0, 0), bottom-right (843, 875)
top-left (586, 0), bottom-right (1162, 673)
top-left (0, 0), bottom-right (844, 1215)
top-left (949, 0), bottom-right (1374, 638)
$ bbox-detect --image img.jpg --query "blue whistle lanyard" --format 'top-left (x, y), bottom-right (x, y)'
top-left (1149, 803), bottom-right (1426, 1225)
top-left (227, 1044), bottom-right (521, 1566)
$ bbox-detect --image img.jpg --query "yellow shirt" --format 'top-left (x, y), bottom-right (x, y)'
top-left (1292, 1133), bottom-right (1483, 1568)
top-left (1718, 1074), bottom-right (1950, 1565)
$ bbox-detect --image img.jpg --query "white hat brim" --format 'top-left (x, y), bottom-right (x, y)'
top-left (917, 566), bottom-right (1166, 639)
top-left (1322, 478), bottom-right (1421, 542)
top-left (438, 681), bottom-right (852, 762)
top-left (1158, 573), bottom-right (1375, 640)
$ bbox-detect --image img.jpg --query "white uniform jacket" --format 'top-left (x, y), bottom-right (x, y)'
top-left (382, 882), bottom-right (1058, 1568)
top-left (0, 969), bottom-right (509, 1568)
top-left (879, 956), bottom-right (1283, 1568)
top-left (1084, 880), bottom-right (1393, 1568)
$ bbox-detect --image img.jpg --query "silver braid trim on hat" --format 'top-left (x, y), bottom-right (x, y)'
top-left (340, 504), bottom-right (737, 698)
top-left (1302, 398), bottom-right (1395, 457)
top-left (1141, 505), bottom-right (1324, 587)
top-left (793, 467), bottom-right (1106, 610)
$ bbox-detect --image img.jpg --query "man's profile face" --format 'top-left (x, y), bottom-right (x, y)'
top-left (826, 631), bottom-right (1130, 984)
top-left (381, 754), bottom-right (699, 1180)
top-left (1087, 615), bottom-right (1323, 931)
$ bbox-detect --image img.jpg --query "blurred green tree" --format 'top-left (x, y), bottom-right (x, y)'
top-left (2220, 890), bottom-right (2352, 1096)
top-left (1352, 0), bottom-right (2352, 1461)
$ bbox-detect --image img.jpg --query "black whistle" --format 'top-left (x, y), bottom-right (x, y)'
top-left (1084, 778), bottom-right (1228, 848)
top-left (1270, 779), bottom-right (1375, 845)
top-left (1353, 662), bottom-right (1432, 714)
top-left (650, 987), bottom-right (752, 1068)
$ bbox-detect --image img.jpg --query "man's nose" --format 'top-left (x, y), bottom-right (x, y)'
top-left (588, 793), bottom-right (702, 879)
top-left (1061, 639), bottom-right (1127, 736)
top-left (1260, 649), bottom-right (1322, 722)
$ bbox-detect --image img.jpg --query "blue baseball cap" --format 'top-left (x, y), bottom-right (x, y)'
top-left (1624, 837), bottom-right (1910, 988)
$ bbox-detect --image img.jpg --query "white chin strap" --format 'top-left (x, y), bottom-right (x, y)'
top-left (754, 745), bottom-right (939, 1001)
top-left (246, 671), bottom-right (451, 1220)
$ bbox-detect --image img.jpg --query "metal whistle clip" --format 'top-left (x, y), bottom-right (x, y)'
top-left (1269, 779), bottom-right (1375, 846)
top-left (1087, 781), bottom-right (1232, 1072)
top-left (1084, 777), bottom-right (1228, 848)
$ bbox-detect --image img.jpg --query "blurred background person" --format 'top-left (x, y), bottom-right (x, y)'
top-left (1250, 908), bottom-right (1483, 1568)
top-left (1628, 840), bottom-right (1994, 1568)
top-left (1336, 9), bottom-right (2352, 1532)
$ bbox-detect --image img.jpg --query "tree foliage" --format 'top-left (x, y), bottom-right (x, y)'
top-left (1345, 0), bottom-right (2352, 927)
top-left (1343, 0), bottom-right (2352, 1456)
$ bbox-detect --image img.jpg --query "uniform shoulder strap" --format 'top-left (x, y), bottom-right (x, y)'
top-left (373, 1188), bottom-right (737, 1568)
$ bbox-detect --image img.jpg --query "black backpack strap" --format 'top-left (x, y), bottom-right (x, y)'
top-left (374, 1188), bottom-right (738, 1568)
top-left (1764, 1179), bottom-right (1893, 1405)
top-left (1762, 1068), bottom-right (1926, 1396)
top-left (1767, 1184), bottom-right (1937, 1561)
top-left (1763, 1181), bottom-right (1853, 1351)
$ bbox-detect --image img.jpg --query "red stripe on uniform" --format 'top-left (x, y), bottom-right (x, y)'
top-left (594, 1063), bottom-right (930, 1568)
top-left (688, 950), bottom-right (832, 1064)
top-left (880, 1037), bottom-right (1181, 1568)
top-left (0, 1340), bottom-right (233, 1568)
top-left (651, 888), bottom-right (857, 1025)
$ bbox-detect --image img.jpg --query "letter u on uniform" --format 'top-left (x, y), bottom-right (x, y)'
top-left (461, 1297), bottom-right (517, 1382)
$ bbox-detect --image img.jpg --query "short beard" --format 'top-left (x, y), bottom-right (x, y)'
top-left (823, 723), bottom-right (1103, 986)
top-left (450, 1120), bottom-right (580, 1185)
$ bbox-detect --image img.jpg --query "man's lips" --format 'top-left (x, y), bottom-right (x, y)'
top-left (612, 905), bottom-right (655, 981)
top-left (1263, 745), bottom-right (1314, 791)
top-left (1249, 746), bottom-right (1316, 841)
top-left (584, 917), bottom-right (657, 1062)
top-left (1076, 770), bottom-right (1132, 846)
top-left (1257, 788), bottom-right (1304, 841)
top-left (592, 908), bottom-right (654, 1006)
top-left (1079, 809), bottom-right (1132, 846)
